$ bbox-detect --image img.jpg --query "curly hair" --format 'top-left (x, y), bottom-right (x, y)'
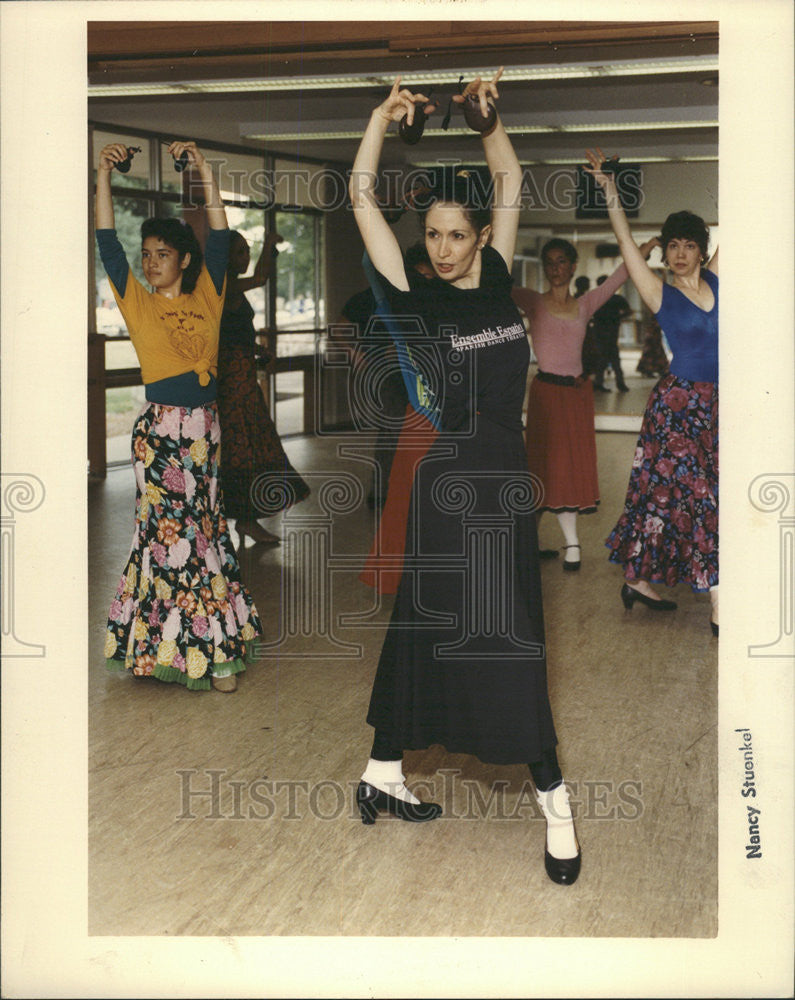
top-left (659, 210), bottom-right (710, 263)
top-left (140, 217), bottom-right (203, 293)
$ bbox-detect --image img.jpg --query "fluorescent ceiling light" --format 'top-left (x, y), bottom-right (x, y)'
top-left (411, 155), bottom-right (719, 167)
top-left (242, 120), bottom-right (719, 142)
top-left (88, 55), bottom-right (719, 98)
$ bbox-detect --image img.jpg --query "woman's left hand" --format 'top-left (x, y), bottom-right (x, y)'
top-left (167, 140), bottom-right (206, 170)
top-left (453, 66), bottom-right (504, 118)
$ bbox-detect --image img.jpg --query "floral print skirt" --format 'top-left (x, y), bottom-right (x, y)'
top-left (606, 375), bottom-right (718, 593)
top-left (104, 402), bottom-right (262, 690)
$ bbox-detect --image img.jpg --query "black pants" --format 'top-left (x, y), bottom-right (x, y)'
top-left (594, 333), bottom-right (627, 389)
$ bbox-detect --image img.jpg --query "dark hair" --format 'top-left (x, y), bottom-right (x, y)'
top-left (140, 217), bottom-right (203, 293)
top-left (541, 238), bottom-right (578, 266)
top-left (574, 276), bottom-right (591, 295)
top-left (659, 210), bottom-right (710, 262)
top-left (227, 230), bottom-right (250, 275)
top-left (417, 173), bottom-right (492, 236)
top-left (404, 242), bottom-right (431, 269)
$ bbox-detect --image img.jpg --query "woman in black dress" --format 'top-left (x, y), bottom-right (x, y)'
top-left (348, 71), bottom-right (581, 885)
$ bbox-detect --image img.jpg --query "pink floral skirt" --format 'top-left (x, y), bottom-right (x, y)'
top-left (104, 402), bottom-right (262, 690)
top-left (606, 375), bottom-right (718, 592)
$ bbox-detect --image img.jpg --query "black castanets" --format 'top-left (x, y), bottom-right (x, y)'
top-left (399, 91), bottom-right (434, 146)
top-left (114, 146), bottom-right (142, 173)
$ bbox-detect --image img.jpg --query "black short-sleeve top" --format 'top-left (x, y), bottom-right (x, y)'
top-left (374, 246), bottom-right (529, 433)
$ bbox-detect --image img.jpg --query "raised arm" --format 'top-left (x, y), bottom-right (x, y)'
top-left (168, 141), bottom-right (228, 230)
top-left (707, 246), bottom-right (719, 276)
top-left (454, 68), bottom-right (521, 267)
top-left (95, 142), bottom-right (130, 229)
top-left (584, 148), bottom-right (664, 314)
top-left (234, 232), bottom-right (282, 295)
top-left (349, 78), bottom-right (432, 291)
top-left (581, 239), bottom-right (658, 319)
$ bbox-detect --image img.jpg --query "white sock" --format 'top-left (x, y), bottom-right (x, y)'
top-left (361, 758), bottom-right (420, 805)
top-left (535, 783), bottom-right (579, 859)
top-left (556, 511), bottom-right (580, 561)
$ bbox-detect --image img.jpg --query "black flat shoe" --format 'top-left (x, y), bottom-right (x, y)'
top-left (562, 544), bottom-right (581, 572)
top-left (356, 781), bottom-right (442, 825)
top-left (539, 549), bottom-right (559, 560)
top-left (620, 583), bottom-right (677, 612)
top-left (545, 845), bottom-right (582, 886)
top-left (711, 621), bottom-right (719, 637)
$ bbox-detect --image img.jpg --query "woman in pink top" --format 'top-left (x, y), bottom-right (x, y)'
top-left (512, 238), bottom-right (654, 569)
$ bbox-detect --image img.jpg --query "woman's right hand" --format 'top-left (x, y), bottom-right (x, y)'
top-left (98, 142), bottom-right (130, 172)
top-left (374, 77), bottom-right (433, 127)
top-left (638, 237), bottom-right (661, 262)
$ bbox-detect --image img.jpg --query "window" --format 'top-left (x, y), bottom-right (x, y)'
top-left (90, 124), bottom-right (328, 469)
top-left (274, 208), bottom-right (324, 354)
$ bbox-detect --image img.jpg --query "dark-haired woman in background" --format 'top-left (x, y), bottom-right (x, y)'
top-left (217, 230), bottom-right (310, 546)
top-left (585, 149), bottom-right (719, 634)
top-left (96, 140), bottom-right (261, 693)
top-left (636, 316), bottom-right (670, 379)
top-left (512, 237), bottom-right (655, 569)
top-left (349, 72), bottom-right (581, 885)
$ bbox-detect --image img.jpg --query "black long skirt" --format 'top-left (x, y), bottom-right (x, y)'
top-left (366, 414), bottom-right (558, 765)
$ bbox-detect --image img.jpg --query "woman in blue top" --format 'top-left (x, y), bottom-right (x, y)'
top-left (585, 149), bottom-right (719, 635)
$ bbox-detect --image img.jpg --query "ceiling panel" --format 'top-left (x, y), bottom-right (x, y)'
top-left (88, 19), bottom-right (719, 169)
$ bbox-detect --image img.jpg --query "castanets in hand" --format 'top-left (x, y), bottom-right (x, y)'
top-left (114, 146), bottom-right (142, 173)
top-left (399, 92), bottom-right (434, 146)
top-left (173, 150), bottom-right (190, 172)
top-left (462, 93), bottom-right (497, 135)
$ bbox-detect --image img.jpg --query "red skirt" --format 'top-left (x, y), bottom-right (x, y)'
top-left (360, 406), bottom-right (439, 594)
top-left (525, 374), bottom-right (599, 514)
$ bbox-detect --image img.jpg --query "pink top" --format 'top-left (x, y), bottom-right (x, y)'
top-left (512, 264), bottom-right (629, 376)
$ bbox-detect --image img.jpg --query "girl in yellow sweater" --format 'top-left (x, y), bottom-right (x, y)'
top-left (96, 139), bottom-right (261, 692)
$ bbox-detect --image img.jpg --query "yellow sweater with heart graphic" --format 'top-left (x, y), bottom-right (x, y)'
top-left (97, 228), bottom-right (228, 387)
